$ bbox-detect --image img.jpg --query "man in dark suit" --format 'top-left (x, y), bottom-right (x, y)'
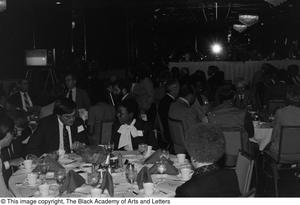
top-left (26, 98), bottom-right (89, 156)
top-left (207, 66), bottom-right (224, 101)
top-left (111, 99), bottom-right (158, 151)
top-left (65, 73), bottom-right (91, 110)
top-left (158, 79), bottom-right (180, 150)
top-left (175, 124), bottom-right (240, 197)
top-left (7, 79), bottom-right (34, 113)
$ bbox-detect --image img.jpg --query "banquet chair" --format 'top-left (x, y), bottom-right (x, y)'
top-left (235, 151), bottom-right (254, 196)
top-left (264, 126), bottom-right (300, 196)
top-left (221, 127), bottom-right (243, 167)
top-left (168, 117), bottom-right (186, 154)
top-left (99, 120), bottom-right (114, 145)
top-left (267, 99), bottom-right (286, 114)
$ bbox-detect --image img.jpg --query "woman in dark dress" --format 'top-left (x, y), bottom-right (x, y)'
top-left (111, 99), bottom-right (158, 151)
top-left (175, 123), bottom-right (240, 197)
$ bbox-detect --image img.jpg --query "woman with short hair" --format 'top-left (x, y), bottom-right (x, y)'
top-left (175, 123), bottom-right (240, 197)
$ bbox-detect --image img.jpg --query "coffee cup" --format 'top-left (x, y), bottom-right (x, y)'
top-left (38, 184), bottom-right (50, 197)
top-left (91, 188), bottom-right (101, 197)
top-left (23, 160), bottom-right (33, 171)
top-left (27, 173), bottom-right (38, 186)
top-left (143, 182), bottom-right (154, 196)
top-left (181, 168), bottom-right (193, 181)
top-left (177, 154), bottom-right (186, 164)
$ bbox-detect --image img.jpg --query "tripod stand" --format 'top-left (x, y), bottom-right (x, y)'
top-left (25, 66), bottom-right (58, 91)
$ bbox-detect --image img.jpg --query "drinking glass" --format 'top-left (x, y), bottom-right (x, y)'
top-left (138, 144), bottom-right (147, 155)
top-left (56, 169), bottom-right (66, 185)
top-left (105, 143), bottom-right (114, 154)
top-left (88, 172), bottom-right (100, 187)
top-left (125, 165), bottom-right (137, 193)
top-left (156, 160), bottom-right (167, 182)
top-left (40, 161), bottom-right (49, 175)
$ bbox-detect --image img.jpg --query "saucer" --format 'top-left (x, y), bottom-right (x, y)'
top-left (34, 190), bottom-right (59, 197)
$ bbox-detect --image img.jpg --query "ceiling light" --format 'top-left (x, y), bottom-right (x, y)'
top-left (0, 0), bottom-right (7, 12)
top-left (239, 15), bottom-right (259, 27)
top-left (233, 24), bottom-right (247, 33)
top-left (211, 43), bottom-right (222, 55)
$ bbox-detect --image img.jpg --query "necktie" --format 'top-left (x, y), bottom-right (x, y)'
top-left (23, 93), bottom-right (31, 111)
top-left (63, 126), bottom-right (71, 153)
top-left (68, 90), bottom-right (73, 102)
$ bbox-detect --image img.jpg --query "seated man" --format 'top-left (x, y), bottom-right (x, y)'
top-left (175, 124), bottom-right (240, 197)
top-left (169, 83), bottom-right (203, 133)
top-left (65, 73), bottom-right (91, 110)
top-left (111, 99), bottom-right (157, 151)
top-left (208, 85), bottom-right (246, 128)
top-left (232, 80), bottom-right (254, 109)
top-left (26, 98), bottom-right (89, 156)
top-left (7, 79), bottom-right (35, 113)
top-left (270, 86), bottom-right (300, 153)
top-left (0, 114), bottom-right (14, 196)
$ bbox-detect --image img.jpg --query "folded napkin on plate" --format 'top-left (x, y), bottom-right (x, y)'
top-left (144, 149), bottom-right (162, 164)
top-left (33, 156), bottom-right (65, 173)
top-left (149, 157), bottom-right (179, 175)
top-left (100, 171), bottom-right (114, 197)
top-left (60, 170), bottom-right (85, 194)
top-left (137, 166), bottom-right (153, 189)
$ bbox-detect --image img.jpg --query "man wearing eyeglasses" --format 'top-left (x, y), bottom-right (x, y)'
top-left (26, 98), bottom-right (89, 156)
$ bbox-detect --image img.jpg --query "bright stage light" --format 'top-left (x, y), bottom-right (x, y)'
top-left (211, 43), bottom-right (222, 54)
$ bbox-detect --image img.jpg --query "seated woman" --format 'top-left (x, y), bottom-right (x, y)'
top-left (111, 98), bottom-right (158, 151)
top-left (270, 86), bottom-right (300, 153)
top-left (175, 123), bottom-right (240, 197)
top-left (0, 114), bottom-right (15, 196)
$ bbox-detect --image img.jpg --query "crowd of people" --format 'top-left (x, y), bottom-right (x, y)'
top-left (0, 62), bottom-right (300, 197)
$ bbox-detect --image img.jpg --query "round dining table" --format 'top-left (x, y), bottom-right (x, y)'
top-left (9, 151), bottom-right (190, 197)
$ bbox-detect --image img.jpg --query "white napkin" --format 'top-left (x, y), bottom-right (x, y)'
top-left (117, 119), bottom-right (143, 151)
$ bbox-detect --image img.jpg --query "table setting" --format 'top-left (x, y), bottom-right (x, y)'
top-left (247, 107), bottom-right (274, 151)
top-left (9, 144), bottom-right (192, 198)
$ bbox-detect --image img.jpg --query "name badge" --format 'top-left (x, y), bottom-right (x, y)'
top-left (77, 125), bottom-right (84, 133)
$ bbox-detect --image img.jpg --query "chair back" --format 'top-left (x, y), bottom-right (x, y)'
top-left (168, 117), bottom-right (186, 154)
top-left (268, 99), bottom-right (286, 114)
top-left (235, 151), bottom-right (254, 195)
top-left (100, 120), bottom-right (114, 145)
top-left (277, 126), bottom-right (300, 162)
top-left (222, 127), bottom-right (243, 166)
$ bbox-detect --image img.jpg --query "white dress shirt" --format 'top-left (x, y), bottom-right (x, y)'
top-left (20, 91), bottom-right (33, 111)
top-left (66, 88), bottom-right (76, 102)
top-left (57, 117), bottom-right (73, 152)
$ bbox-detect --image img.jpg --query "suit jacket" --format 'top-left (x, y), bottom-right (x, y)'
top-left (270, 105), bottom-right (300, 152)
top-left (66, 88), bottom-right (90, 110)
top-left (26, 115), bottom-right (89, 156)
top-left (208, 101), bottom-right (246, 129)
top-left (158, 94), bottom-right (175, 143)
top-left (75, 88), bottom-right (90, 109)
top-left (7, 92), bottom-right (33, 111)
top-left (87, 102), bottom-right (116, 145)
top-left (111, 119), bottom-right (158, 150)
top-left (176, 164), bottom-right (240, 197)
top-left (168, 98), bottom-right (202, 133)
top-left (0, 147), bottom-right (13, 186)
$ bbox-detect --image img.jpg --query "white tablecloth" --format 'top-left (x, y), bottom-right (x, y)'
top-left (9, 151), bottom-right (188, 197)
top-left (169, 60), bottom-right (300, 82)
top-left (249, 121), bottom-right (273, 151)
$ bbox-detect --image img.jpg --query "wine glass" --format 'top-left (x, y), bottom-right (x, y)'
top-left (88, 172), bottom-right (100, 187)
top-left (156, 160), bottom-right (167, 182)
top-left (105, 143), bottom-right (114, 154)
top-left (125, 165), bottom-right (137, 193)
top-left (56, 169), bottom-right (66, 185)
top-left (138, 144), bottom-right (147, 156)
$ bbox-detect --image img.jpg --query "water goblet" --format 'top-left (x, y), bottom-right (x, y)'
top-left (138, 144), bottom-right (147, 156)
top-left (156, 160), bottom-right (167, 182)
top-left (125, 164), bottom-right (137, 194)
top-left (56, 169), bottom-right (66, 185)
